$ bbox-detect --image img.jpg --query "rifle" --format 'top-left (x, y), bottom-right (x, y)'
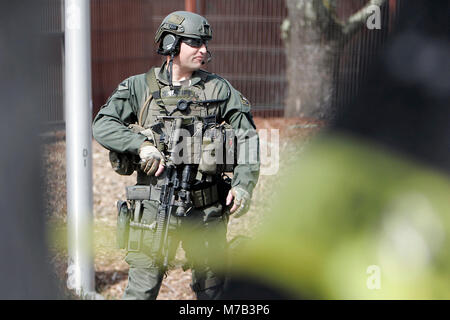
top-left (148, 117), bottom-right (194, 269)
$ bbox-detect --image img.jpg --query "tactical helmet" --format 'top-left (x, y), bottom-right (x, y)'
top-left (155, 11), bottom-right (212, 44)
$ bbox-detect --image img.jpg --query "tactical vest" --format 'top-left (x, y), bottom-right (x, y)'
top-left (109, 67), bottom-right (235, 180)
top-left (115, 68), bottom-right (235, 251)
top-left (138, 67), bottom-right (222, 126)
top-left (131, 67), bottom-right (235, 185)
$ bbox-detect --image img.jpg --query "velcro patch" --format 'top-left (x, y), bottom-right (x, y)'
top-left (240, 94), bottom-right (251, 106)
top-left (168, 14), bottom-right (184, 25)
top-left (118, 80), bottom-right (129, 91)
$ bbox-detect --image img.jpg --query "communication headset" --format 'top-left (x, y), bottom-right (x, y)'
top-left (157, 33), bottom-right (181, 56)
top-left (157, 33), bottom-right (180, 89)
top-left (202, 50), bottom-right (212, 65)
top-left (157, 33), bottom-right (213, 89)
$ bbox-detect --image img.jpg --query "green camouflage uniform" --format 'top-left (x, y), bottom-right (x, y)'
top-left (93, 62), bottom-right (260, 299)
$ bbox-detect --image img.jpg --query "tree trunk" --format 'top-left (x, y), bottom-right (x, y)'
top-left (284, 0), bottom-right (337, 119)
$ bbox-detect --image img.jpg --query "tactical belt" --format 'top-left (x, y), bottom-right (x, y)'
top-left (126, 184), bottom-right (219, 209)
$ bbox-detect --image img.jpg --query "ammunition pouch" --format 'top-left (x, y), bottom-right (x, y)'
top-left (198, 125), bottom-right (219, 174)
top-left (109, 123), bottom-right (157, 176)
top-left (191, 184), bottom-right (219, 208)
top-left (198, 122), bottom-right (236, 175)
top-left (126, 185), bottom-right (160, 202)
top-left (221, 124), bottom-right (237, 173)
top-left (116, 186), bottom-right (159, 252)
top-left (109, 151), bottom-right (137, 176)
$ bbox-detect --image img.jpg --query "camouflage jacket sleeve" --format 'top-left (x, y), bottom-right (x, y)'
top-left (92, 76), bottom-right (147, 155)
top-left (219, 82), bottom-right (260, 196)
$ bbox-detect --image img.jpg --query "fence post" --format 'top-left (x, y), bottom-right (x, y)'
top-left (64, 0), bottom-right (100, 299)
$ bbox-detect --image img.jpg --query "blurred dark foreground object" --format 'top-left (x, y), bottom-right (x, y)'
top-left (0, 1), bottom-right (61, 299)
top-left (333, 0), bottom-right (450, 174)
top-left (221, 0), bottom-right (450, 299)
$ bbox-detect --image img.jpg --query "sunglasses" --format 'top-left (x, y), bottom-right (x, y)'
top-left (182, 38), bottom-right (208, 48)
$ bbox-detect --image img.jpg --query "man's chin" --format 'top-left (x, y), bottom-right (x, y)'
top-left (183, 62), bottom-right (202, 73)
top-left (192, 60), bottom-right (204, 69)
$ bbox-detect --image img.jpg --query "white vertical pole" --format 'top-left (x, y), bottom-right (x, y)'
top-left (64, 0), bottom-right (96, 298)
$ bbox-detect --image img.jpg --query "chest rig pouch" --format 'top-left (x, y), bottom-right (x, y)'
top-left (137, 67), bottom-right (236, 176)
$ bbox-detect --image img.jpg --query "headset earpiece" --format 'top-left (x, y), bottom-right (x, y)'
top-left (158, 34), bottom-right (180, 56)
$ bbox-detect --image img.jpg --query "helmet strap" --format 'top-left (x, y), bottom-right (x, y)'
top-left (168, 53), bottom-right (175, 90)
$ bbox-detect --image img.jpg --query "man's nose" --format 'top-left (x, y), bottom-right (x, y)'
top-left (198, 44), bottom-right (207, 54)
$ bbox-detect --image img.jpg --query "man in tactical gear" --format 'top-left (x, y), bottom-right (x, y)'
top-left (93, 11), bottom-right (260, 300)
